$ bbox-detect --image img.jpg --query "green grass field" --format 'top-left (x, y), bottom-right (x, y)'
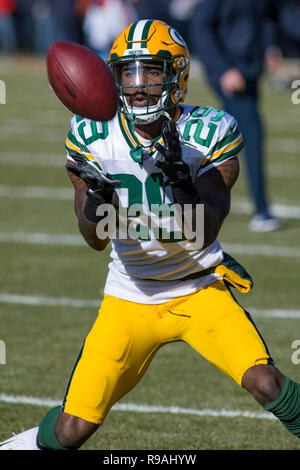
top-left (0, 55), bottom-right (300, 451)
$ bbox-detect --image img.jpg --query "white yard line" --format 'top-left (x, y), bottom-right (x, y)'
top-left (267, 164), bottom-right (300, 177)
top-left (250, 309), bottom-right (300, 319)
top-left (0, 393), bottom-right (275, 420)
top-left (0, 292), bottom-right (299, 319)
top-left (0, 128), bottom-right (65, 142)
top-left (1, 154), bottom-right (300, 177)
top-left (269, 138), bottom-right (300, 154)
top-left (1, 184), bottom-right (300, 220)
top-left (0, 134), bottom-right (298, 151)
top-left (0, 293), bottom-right (99, 308)
top-left (222, 242), bottom-right (300, 258)
top-left (0, 153), bottom-right (64, 167)
top-left (231, 200), bottom-right (300, 219)
top-left (0, 232), bottom-right (84, 246)
top-left (0, 184), bottom-right (73, 200)
top-left (1, 230), bottom-right (300, 258)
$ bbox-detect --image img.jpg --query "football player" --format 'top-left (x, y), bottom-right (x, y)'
top-left (1, 19), bottom-right (300, 450)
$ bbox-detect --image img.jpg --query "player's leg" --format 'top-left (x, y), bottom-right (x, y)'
top-left (37, 295), bottom-right (164, 449)
top-left (179, 280), bottom-right (300, 439)
top-left (180, 280), bottom-right (272, 385)
top-left (37, 406), bottom-right (98, 450)
top-left (241, 358), bottom-right (300, 439)
top-left (241, 363), bottom-right (284, 405)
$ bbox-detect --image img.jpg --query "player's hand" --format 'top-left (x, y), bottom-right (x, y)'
top-left (154, 119), bottom-right (190, 185)
top-left (220, 68), bottom-right (246, 96)
top-left (65, 152), bottom-right (120, 203)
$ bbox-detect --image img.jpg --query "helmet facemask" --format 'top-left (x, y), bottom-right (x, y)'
top-left (108, 19), bottom-right (190, 124)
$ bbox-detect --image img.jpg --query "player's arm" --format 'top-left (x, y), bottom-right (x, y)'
top-left (193, 157), bottom-right (239, 247)
top-left (155, 119), bottom-right (239, 248)
top-left (167, 157), bottom-right (239, 248)
top-left (66, 155), bottom-right (120, 251)
top-left (66, 165), bottom-right (108, 251)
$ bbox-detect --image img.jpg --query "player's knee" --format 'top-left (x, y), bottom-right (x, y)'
top-left (242, 364), bottom-right (284, 406)
top-left (55, 411), bottom-right (98, 449)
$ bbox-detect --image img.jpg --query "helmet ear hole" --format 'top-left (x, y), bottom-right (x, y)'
top-left (171, 89), bottom-right (183, 103)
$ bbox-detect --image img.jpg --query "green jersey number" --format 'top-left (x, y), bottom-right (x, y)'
top-left (77, 119), bottom-right (109, 145)
top-left (183, 106), bottom-right (225, 147)
top-left (108, 172), bottom-right (185, 242)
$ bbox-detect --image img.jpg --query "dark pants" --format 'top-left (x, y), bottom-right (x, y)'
top-left (211, 79), bottom-right (269, 215)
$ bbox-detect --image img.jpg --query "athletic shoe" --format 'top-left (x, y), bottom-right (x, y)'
top-left (249, 213), bottom-right (281, 232)
top-left (0, 427), bottom-right (41, 450)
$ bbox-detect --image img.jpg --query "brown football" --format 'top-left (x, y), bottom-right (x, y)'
top-left (47, 41), bottom-right (118, 121)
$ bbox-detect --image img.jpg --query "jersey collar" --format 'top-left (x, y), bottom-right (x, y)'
top-left (118, 108), bottom-right (181, 164)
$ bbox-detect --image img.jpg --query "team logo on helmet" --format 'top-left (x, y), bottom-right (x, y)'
top-left (168, 27), bottom-right (187, 48)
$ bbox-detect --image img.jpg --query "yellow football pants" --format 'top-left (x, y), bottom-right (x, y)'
top-left (62, 280), bottom-right (271, 425)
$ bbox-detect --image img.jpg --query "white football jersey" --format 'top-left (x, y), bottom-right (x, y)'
top-left (65, 105), bottom-right (243, 304)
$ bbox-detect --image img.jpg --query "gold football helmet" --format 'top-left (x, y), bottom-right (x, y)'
top-left (108, 19), bottom-right (190, 123)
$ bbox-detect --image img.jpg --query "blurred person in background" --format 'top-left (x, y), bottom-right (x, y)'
top-left (132, 0), bottom-right (171, 24)
top-left (132, 0), bottom-right (197, 48)
top-left (51, 0), bottom-right (82, 44)
top-left (168, 0), bottom-right (199, 54)
top-left (15, 0), bottom-right (82, 52)
top-left (31, 0), bottom-right (54, 54)
top-left (279, 0), bottom-right (300, 44)
top-left (75, 0), bottom-right (137, 59)
top-left (190, 0), bottom-right (282, 232)
top-left (0, 0), bottom-right (17, 52)
top-left (14, 0), bottom-right (35, 51)
top-left (14, 0), bottom-right (53, 54)
top-left (262, 0), bottom-right (300, 89)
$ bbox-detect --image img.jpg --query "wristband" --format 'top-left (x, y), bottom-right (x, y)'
top-left (171, 178), bottom-right (200, 209)
top-left (83, 191), bottom-right (107, 224)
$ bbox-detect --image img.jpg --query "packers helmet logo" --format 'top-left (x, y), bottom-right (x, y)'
top-left (168, 27), bottom-right (187, 48)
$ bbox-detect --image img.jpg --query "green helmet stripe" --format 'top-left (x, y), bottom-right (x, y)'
top-left (141, 20), bottom-right (153, 47)
top-left (127, 21), bottom-right (138, 49)
top-left (127, 20), bottom-right (154, 50)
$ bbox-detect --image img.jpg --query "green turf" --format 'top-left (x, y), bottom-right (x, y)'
top-left (0, 57), bottom-right (300, 450)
